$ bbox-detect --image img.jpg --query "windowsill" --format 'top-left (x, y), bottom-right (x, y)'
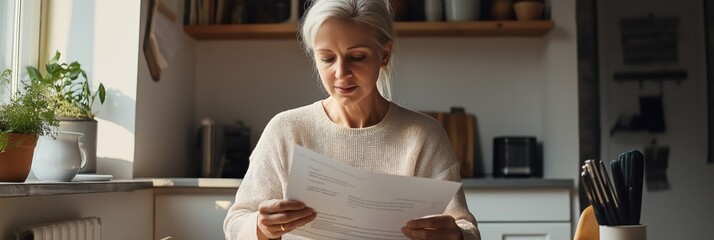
top-left (146, 178), bottom-right (242, 188)
top-left (0, 180), bottom-right (154, 198)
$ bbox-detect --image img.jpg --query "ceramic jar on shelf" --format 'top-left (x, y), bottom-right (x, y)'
top-left (445, 0), bottom-right (480, 21)
top-left (491, 0), bottom-right (514, 20)
top-left (513, 0), bottom-right (544, 21)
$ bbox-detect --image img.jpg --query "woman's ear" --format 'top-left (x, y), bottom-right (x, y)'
top-left (380, 40), bottom-right (393, 67)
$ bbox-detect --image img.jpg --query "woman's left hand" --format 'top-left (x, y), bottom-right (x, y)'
top-left (401, 215), bottom-right (463, 240)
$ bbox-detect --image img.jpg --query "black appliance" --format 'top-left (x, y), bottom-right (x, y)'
top-left (197, 119), bottom-right (251, 178)
top-left (493, 136), bottom-right (542, 178)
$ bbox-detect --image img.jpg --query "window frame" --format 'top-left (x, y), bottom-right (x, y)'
top-left (1, 0), bottom-right (41, 99)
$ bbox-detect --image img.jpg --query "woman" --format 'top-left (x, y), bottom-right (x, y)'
top-left (223, 0), bottom-right (480, 239)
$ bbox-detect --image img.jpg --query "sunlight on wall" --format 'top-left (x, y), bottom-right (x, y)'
top-left (214, 200), bottom-right (232, 210)
top-left (44, 0), bottom-right (141, 179)
top-left (42, 0), bottom-right (72, 63)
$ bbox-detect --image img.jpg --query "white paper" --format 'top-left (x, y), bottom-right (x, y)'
top-left (286, 145), bottom-right (462, 240)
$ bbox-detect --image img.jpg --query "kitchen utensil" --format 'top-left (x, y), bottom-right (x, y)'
top-left (582, 170), bottom-right (606, 225)
top-left (585, 159), bottom-right (619, 225)
top-left (630, 150), bottom-right (645, 224)
top-left (611, 158), bottom-right (628, 223)
top-left (611, 150), bottom-right (645, 225)
top-left (574, 205), bottom-right (599, 240)
top-left (600, 160), bottom-right (625, 223)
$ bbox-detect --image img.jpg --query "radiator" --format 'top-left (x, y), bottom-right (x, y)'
top-left (16, 217), bottom-right (102, 240)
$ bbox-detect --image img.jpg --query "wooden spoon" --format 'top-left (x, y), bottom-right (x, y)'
top-left (574, 205), bottom-right (600, 240)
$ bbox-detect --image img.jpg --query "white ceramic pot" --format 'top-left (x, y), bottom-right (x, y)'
top-left (31, 131), bottom-right (87, 182)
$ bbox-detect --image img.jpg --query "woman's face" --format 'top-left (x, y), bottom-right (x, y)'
top-left (313, 19), bottom-right (391, 107)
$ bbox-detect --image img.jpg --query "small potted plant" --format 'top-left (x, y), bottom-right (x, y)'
top-left (27, 51), bottom-right (105, 173)
top-left (0, 69), bottom-right (58, 182)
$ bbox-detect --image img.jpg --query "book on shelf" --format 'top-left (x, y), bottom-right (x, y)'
top-left (185, 0), bottom-right (245, 25)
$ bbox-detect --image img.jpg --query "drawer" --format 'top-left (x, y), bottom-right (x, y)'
top-left (465, 188), bottom-right (570, 222)
top-left (478, 222), bottom-right (571, 240)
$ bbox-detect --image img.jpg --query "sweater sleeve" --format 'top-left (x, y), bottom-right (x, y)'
top-left (223, 117), bottom-right (288, 240)
top-left (419, 119), bottom-right (481, 240)
top-left (438, 163), bottom-right (481, 240)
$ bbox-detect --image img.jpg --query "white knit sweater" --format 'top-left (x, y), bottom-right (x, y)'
top-left (223, 100), bottom-right (480, 240)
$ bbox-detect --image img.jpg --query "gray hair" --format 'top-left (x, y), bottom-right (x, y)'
top-left (299, 0), bottom-right (396, 100)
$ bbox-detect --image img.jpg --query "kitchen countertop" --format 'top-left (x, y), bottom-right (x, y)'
top-left (0, 177), bottom-right (573, 198)
top-left (148, 177), bottom-right (573, 189)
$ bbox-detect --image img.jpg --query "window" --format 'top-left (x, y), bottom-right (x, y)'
top-left (0, 0), bottom-right (41, 102)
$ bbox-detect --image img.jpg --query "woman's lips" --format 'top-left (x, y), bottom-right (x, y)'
top-left (335, 85), bottom-right (357, 94)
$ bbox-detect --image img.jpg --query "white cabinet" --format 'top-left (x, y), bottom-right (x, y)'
top-left (479, 223), bottom-right (571, 240)
top-left (151, 178), bottom-right (573, 240)
top-left (464, 184), bottom-right (572, 240)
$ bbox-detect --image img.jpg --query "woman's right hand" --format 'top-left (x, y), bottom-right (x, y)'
top-left (257, 199), bottom-right (317, 239)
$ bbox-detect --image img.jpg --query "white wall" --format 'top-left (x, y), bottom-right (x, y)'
top-left (196, 0), bottom-right (579, 181)
top-left (0, 190), bottom-right (154, 240)
top-left (44, 0), bottom-right (141, 179)
top-left (134, 0), bottom-right (197, 177)
top-left (598, 0), bottom-right (714, 239)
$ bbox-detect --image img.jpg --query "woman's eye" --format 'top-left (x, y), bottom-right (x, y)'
top-left (320, 57), bottom-right (335, 63)
top-left (349, 55), bottom-right (366, 61)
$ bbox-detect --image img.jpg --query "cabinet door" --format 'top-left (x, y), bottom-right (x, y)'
top-left (154, 188), bottom-right (237, 240)
top-left (479, 223), bottom-right (571, 240)
top-left (465, 188), bottom-right (570, 222)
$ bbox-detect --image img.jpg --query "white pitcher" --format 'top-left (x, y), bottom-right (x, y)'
top-left (31, 131), bottom-right (88, 182)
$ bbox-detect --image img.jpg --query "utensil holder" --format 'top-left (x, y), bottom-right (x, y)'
top-left (599, 225), bottom-right (646, 240)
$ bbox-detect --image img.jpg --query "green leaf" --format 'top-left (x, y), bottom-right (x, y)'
top-left (26, 66), bottom-right (41, 81)
top-left (68, 70), bottom-right (80, 80)
top-left (51, 51), bottom-right (61, 63)
top-left (98, 84), bottom-right (106, 104)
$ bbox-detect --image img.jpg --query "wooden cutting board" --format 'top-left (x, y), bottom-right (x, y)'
top-left (422, 111), bottom-right (475, 178)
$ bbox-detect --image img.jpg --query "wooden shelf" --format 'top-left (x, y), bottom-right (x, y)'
top-left (184, 20), bottom-right (555, 40)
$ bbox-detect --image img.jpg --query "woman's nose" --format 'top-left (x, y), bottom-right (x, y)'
top-left (335, 60), bottom-right (352, 79)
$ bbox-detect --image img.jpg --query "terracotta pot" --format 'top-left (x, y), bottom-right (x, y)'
top-left (0, 133), bottom-right (38, 182)
top-left (514, 0), bottom-right (544, 21)
top-left (491, 0), bottom-right (513, 20)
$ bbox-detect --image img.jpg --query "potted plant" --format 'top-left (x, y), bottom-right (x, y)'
top-left (0, 69), bottom-right (58, 182)
top-left (27, 51), bottom-right (105, 173)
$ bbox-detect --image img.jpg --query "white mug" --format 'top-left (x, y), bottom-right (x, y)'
top-left (599, 225), bottom-right (646, 240)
